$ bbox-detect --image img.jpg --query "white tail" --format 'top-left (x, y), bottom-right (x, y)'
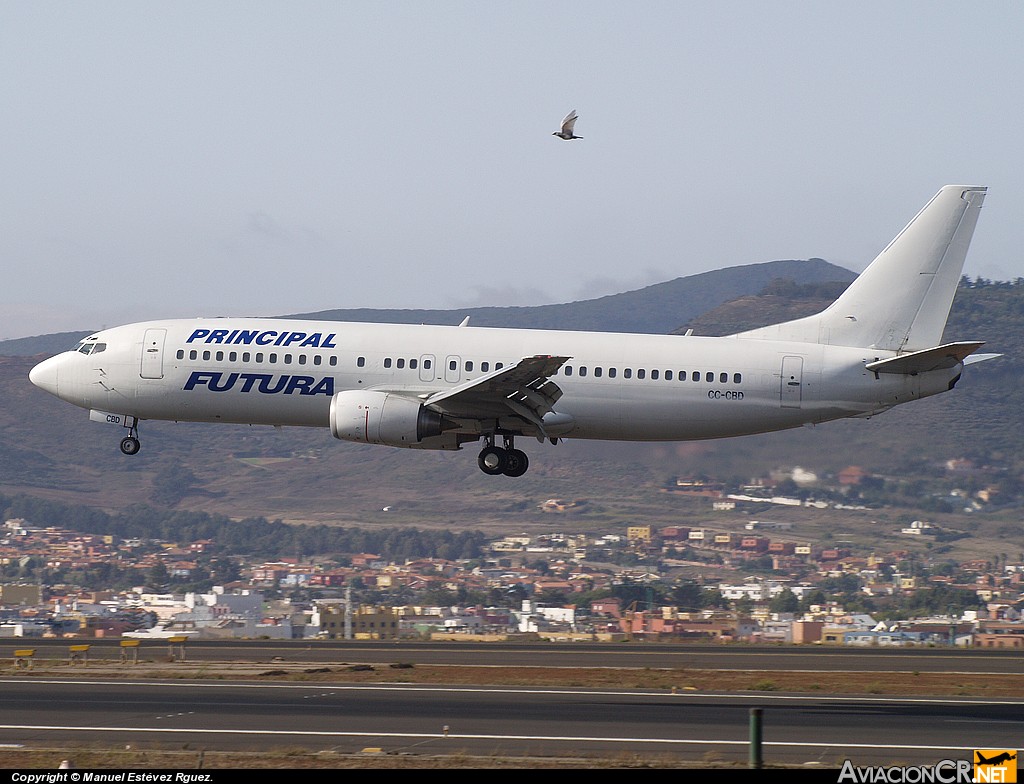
top-left (733, 185), bottom-right (987, 351)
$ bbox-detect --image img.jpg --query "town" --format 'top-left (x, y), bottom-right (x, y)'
top-left (2, 461), bottom-right (1023, 650)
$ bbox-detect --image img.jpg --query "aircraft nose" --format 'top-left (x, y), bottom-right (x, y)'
top-left (29, 355), bottom-right (61, 396)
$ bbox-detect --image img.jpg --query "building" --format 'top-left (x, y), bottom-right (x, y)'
top-left (317, 603), bottom-right (399, 640)
top-left (0, 584), bottom-right (42, 607)
top-left (627, 526), bottom-right (652, 544)
top-left (973, 621), bottom-right (1024, 648)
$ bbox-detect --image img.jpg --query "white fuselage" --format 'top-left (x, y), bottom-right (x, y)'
top-left (30, 316), bottom-right (959, 444)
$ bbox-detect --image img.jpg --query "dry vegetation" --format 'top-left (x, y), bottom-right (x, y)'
top-left (9, 655), bottom-right (1024, 696)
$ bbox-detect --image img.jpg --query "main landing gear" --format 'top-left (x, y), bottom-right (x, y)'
top-left (477, 434), bottom-right (529, 477)
top-left (119, 421), bottom-right (141, 456)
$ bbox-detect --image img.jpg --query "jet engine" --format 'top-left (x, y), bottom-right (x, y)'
top-left (330, 390), bottom-right (454, 447)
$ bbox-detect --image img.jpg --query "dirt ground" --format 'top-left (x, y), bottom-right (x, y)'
top-left (8, 656), bottom-right (1024, 696)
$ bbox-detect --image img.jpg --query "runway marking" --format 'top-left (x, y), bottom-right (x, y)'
top-left (0, 722), bottom-right (995, 754)
top-left (3, 678), bottom-right (1023, 707)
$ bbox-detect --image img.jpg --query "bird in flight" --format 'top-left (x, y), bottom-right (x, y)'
top-left (553, 109), bottom-right (583, 140)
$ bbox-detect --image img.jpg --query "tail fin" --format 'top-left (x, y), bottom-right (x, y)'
top-left (733, 185), bottom-right (987, 351)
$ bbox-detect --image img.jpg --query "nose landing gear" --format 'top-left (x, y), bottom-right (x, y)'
top-left (477, 434), bottom-right (529, 477)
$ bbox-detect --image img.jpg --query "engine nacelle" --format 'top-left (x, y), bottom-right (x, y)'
top-left (330, 390), bottom-right (450, 447)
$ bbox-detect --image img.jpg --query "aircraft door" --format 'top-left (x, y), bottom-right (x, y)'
top-left (419, 354), bottom-right (435, 382)
top-left (780, 355), bottom-right (803, 408)
top-left (444, 355), bottom-right (461, 383)
top-left (140, 328), bottom-right (167, 379)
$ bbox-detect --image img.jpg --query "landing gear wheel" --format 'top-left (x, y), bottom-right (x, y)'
top-left (120, 436), bottom-right (141, 456)
top-left (503, 448), bottom-right (529, 477)
top-left (478, 445), bottom-right (507, 475)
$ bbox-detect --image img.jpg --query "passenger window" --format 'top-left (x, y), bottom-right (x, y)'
top-left (594, 367), bottom-right (602, 378)
top-left (284, 354), bottom-right (292, 365)
top-left (706, 372), bottom-right (714, 382)
top-left (679, 371), bottom-right (686, 380)
top-left (496, 362), bottom-right (503, 369)
top-left (384, 357), bottom-right (392, 368)
top-left (624, 368), bottom-right (632, 379)
top-left (465, 361), bottom-right (473, 372)
top-left (608, 368), bottom-right (617, 378)
top-left (720, 372), bottom-right (728, 383)
top-left (733, 373), bottom-right (742, 383)
top-left (565, 366), bottom-right (573, 376)
top-left (269, 353), bottom-right (278, 363)
top-left (176, 350), bottom-right (184, 360)
top-left (329, 356), bottom-right (338, 367)
top-left (397, 358), bottom-right (405, 369)
top-left (665, 370), bottom-right (673, 380)
top-left (243, 352), bottom-right (251, 362)
top-left (651, 369), bottom-right (659, 380)
top-left (298, 355), bottom-right (306, 365)
top-left (229, 352), bottom-right (237, 362)
top-left (579, 366), bottom-right (588, 377)
top-left (215, 351), bottom-right (224, 362)
top-left (313, 355), bottom-right (321, 365)
top-left (255, 352), bottom-right (264, 363)
top-left (424, 359), bottom-right (432, 369)
top-left (692, 371), bottom-right (700, 382)
top-left (449, 360), bottom-right (457, 371)
top-left (357, 357), bottom-right (366, 367)
top-left (637, 369), bottom-right (646, 379)
top-left (410, 359), bottom-right (418, 369)
top-left (481, 362), bottom-right (489, 372)
top-left (203, 351), bottom-right (211, 361)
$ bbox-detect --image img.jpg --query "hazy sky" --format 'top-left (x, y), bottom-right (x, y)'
top-left (2, 2), bottom-right (1021, 340)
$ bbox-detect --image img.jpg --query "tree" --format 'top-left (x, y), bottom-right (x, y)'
top-left (670, 581), bottom-right (726, 611)
top-left (505, 584), bottom-right (529, 604)
top-left (525, 559), bottom-right (551, 576)
top-left (799, 590), bottom-right (827, 611)
top-left (536, 589), bottom-right (569, 605)
top-left (146, 561), bottom-right (171, 593)
top-left (150, 462), bottom-right (202, 507)
top-left (769, 588), bottom-right (800, 614)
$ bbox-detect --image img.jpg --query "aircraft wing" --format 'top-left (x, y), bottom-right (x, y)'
top-left (420, 354), bottom-right (571, 435)
top-left (864, 341), bottom-right (988, 374)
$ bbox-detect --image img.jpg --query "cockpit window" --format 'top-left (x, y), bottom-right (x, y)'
top-left (73, 341), bottom-right (106, 355)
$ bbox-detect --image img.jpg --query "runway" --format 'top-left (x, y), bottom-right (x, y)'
top-left (1, 676), bottom-right (1020, 767)
top-left (2, 640), bottom-right (1020, 768)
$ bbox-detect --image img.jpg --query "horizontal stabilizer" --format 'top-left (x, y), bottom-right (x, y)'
top-left (864, 341), bottom-right (987, 375)
top-left (963, 352), bottom-right (1002, 366)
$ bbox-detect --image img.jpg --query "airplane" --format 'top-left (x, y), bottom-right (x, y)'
top-left (29, 184), bottom-right (996, 478)
top-left (976, 752), bottom-right (1016, 766)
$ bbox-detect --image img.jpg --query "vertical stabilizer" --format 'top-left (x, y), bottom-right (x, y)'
top-left (733, 185), bottom-right (986, 351)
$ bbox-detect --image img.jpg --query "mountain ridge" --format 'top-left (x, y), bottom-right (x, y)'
top-left (1, 258), bottom-right (854, 356)
top-left (2, 261), bottom-right (1016, 562)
